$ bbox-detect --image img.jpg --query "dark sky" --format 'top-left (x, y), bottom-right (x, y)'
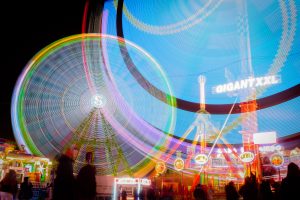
top-left (1, 0), bottom-right (86, 140)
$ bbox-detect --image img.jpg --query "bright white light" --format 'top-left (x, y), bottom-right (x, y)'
top-left (194, 154), bottom-right (208, 165)
top-left (259, 145), bottom-right (282, 152)
top-left (91, 95), bottom-right (106, 108)
top-left (253, 131), bottom-right (276, 144)
top-left (240, 147), bottom-right (244, 153)
top-left (114, 178), bottom-right (151, 185)
top-left (213, 75), bottom-right (280, 94)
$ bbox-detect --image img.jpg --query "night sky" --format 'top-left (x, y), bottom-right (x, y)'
top-left (1, 0), bottom-right (86, 140)
top-left (2, 1), bottom-right (299, 144)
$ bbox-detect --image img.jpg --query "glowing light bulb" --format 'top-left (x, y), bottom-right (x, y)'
top-left (91, 95), bottom-right (106, 108)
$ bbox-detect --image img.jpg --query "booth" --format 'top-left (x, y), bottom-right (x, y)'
top-left (113, 177), bottom-right (151, 200)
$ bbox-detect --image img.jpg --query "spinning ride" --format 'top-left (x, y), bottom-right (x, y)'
top-left (11, 34), bottom-right (176, 176)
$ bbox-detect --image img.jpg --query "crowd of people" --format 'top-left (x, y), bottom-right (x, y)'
top-left (0, 160), bottom-right (299, 200)
top-left (223, 162), bottom-right (300, 200)
top-left (0, 170), bottom-right (33, 200)
top-left (192, 162), bottom-right (300, 200)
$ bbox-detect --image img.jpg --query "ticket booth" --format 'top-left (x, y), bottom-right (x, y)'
top-left (113, 177), bottom-right (151, 200)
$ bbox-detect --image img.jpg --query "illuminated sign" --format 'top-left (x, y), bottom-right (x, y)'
top-left (239, 152), bottom-right (255, 163)
top-left (194, 154), bottom-right (208, 165)
top-left (115, 178), bottom-right (151, 186)
top-left (253, 131), bottom-right (276, 144)
top-left (174, 158), bottom-right (184, 171)
top-left (259, 145), bottom-right (282, 152)
top-left (155, 161), bottom-right (166, 174)
top-left (213, 75), bottom-right (280, 94)
top-left (270, 153), bottom-right (284, 167)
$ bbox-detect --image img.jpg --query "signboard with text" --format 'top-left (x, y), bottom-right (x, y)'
top-left (194, 154), bottom-right (208, 165)
top-left (239, 152), bottom-right (255, 163)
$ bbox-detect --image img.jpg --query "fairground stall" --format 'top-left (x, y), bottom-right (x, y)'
top-left (113, 177), bottom-right (151, 200)
top-left (0, 138), bottom-right (52, 198)
top-left (5, 151), bottom-right (52, 183)
top-left (0, 138), bottom-right (17, 180)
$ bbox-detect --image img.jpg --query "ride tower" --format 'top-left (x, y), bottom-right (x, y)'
top-left (190, 75), bottom-right (211, 185)
top-left (236, 0), bottom-right (260, 179)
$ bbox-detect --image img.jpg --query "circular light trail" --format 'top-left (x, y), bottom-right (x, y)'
top-left (11, 34), bottom-right (176, 176)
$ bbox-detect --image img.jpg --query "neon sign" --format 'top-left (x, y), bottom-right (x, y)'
top-left (213, 75), bottom-right (280, 94)
top-left (194, 154), bottom-right (208, 165)
top-left (115, 178), bottom-right (151, 186)
top-left (174, 158), bottom-right (184, 171)
top-left (155, 161), bottom-right (166, 174)
top-left (259, 145), bottom-right (282, 152)
top-left (270, 153), bottom-right (284, 167)
top-left (239, 152), bottom-right (255, 163)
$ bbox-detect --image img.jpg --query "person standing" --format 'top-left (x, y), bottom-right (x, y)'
top-left (76, 152), bottom-right (97, 200)
top-left (225, 181), bottom-right (239, 200)
top-left (52, 154), bottom-right (76, 200)
top-left (0, 169), bottom-right (18, 200)
top-left (279, 162), bottom-right (300, 200)
top-left (147, 185), bottom-right (156, 200)
top-left (258, 180), bottom-right (272, 200)
top-left (121, 190), bottom-right (127, 200)
top-left (239, 174), bottom-right (258, 200)
top-left (193, 184), bottom-right (207, 200)
top-left (18, 177), bottom-right (33, 200)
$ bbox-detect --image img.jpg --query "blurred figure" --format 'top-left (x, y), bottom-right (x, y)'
top-left (193, 184), bottom-right (207, 200)
top-left (271, 181), bottom-right (280, 200)
top-left (121, 190), bottom-right (127, 200)
top-left (167, 185), bottom-right (174, 200)
top-left (53, 154), bottom-right (76, 200)
top-left (133, 188), bottom-right (138, 200)
top-left (139, 188), bottom-right (146, 200)
top-left (239, 174), bottom-right (258, 200)
top-left (279, 162), bottom-right (300, 200)
top-left (262, 157), bottom-right (277, 177)
top-left (147, 184), bottom-right (156, 200)
top-left (259, 180), bottom-right (272, 200)
top-left (76, 152), bottom-right (96, 200)
top-left (0, 169), bottom-right (18, 199)
top-left (18, 177), bottom-right (33, 200)
top-left (206, 185), bottom-right (214, 200)
top-left (225, 181), bottom-right (239, 200)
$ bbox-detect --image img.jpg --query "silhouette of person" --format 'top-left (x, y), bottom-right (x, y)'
top-left (76, 152), bottom-right (97, 200)
top-left (52, 154), bottom-right (76, 200)
top-left (279, 162), bottom-right (300, 200)
top-left (206, 185), bottom-right (214, 200)
top-left (121, 190), bottom-right (127, 200)
top-left (18, 177), bottom-right (33, 200)
top-left (0, 169), bottom-right (18, 199)
top-left (271, 181), bottom-right (280, 200)
top-left (239, 174), bottom-right (258, 200)
top-left (225, 181), bottom-right (239, 200)
top-left (133, 188), bottom-right (138, 200)
top-left (259, 180), bottom-right (272, 200)
top-left (167, 185), bottom-right (174, 200)
top-left (139, 188), bottom-right (146, 200)
top-left (193, 184), bottom-right (207, 200)
top-left (147, 185), bottom-right (156, 200)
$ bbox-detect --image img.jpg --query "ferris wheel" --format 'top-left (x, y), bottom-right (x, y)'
top-left (11, 34), bottom-right (177, 176)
